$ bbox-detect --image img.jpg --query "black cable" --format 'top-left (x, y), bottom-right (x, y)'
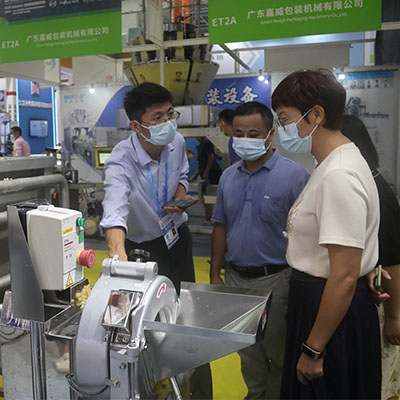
top-left (0, 330), bottom-right (27, 342)
top-left (65, 374), bottom-right (108, 398)
top-left (0, 327), bottom-right (16, 336)
top-left (65, 328), bottom-right (115, 397)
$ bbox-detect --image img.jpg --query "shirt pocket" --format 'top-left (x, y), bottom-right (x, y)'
top-left (259, 194), bottom-right (287, 226)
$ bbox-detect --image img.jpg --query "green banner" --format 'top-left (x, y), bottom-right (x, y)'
top-left (0, 3), bottom-right (121, 64)
top-left (208, 0), bottom-right (382, 44)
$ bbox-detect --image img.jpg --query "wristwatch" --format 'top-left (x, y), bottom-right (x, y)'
top-left (301, 342), bottom-right (325, 360)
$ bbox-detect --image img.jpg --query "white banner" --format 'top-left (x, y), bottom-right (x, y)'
top-left (145, 0), bottom-right (163, 46)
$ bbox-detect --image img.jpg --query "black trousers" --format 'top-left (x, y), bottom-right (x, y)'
top-left (125, 223), bottom-right (213, 398)
top-left (125, 222), bottom-right (195, 293)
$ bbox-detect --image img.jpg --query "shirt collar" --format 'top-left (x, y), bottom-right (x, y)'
top-left (237, 148), bottom-right (280, 173)
top-left (131, 131), bottom-right (175, 167)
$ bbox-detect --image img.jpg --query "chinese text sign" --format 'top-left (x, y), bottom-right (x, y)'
top-left (205, 76), bottom-right (271, 110)
top-left (0, 0), bottom-right (122, 64)
top-left (208, 0), bottom-right (382, 44)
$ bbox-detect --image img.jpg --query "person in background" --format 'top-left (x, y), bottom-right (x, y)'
top-left (219, 108), bottom-right (241, 164)
top-left (272, 69), bottom-right (381, 399)
top-left (210, 101), bottom-right (309, 399)
top-left (191, 137), bottom-right (222, 225)
top-left (340, 114), bottom-right (400, 400)
top-left (11, 126), bottom-right (31, 157)
top-left (99, 82), bottom-right (212, 399)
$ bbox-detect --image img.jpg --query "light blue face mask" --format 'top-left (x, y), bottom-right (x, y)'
top-left (137, 119), bottom-right (177, 146)
top-left (232, 131), bottom-right (272, 161)
top-left (277, 110), bottom-right (318, 154)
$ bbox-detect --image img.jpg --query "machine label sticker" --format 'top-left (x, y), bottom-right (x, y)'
top-left (156, 283), bottom-right (167, 299)
top-left (65, 272), bottom-right (74, 288)
top-left (62, 227), bottom-right (73, 235)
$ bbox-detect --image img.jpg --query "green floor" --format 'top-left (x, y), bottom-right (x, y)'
top-left (87, 251), bottom-right (247, 400)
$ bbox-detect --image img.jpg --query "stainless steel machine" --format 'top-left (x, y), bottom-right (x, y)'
top-left (0, 203), bottom-right (271, 399)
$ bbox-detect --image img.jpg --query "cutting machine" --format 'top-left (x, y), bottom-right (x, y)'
top-left (0, 203), bottom-right (271, 399)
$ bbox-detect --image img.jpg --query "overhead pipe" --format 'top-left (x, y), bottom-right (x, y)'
top-left (0, 174), bottom-right (70, 290)
top-left (219, 44), bottom-right (254, 73)
top-left (0, 174), bottom-right (70, 227)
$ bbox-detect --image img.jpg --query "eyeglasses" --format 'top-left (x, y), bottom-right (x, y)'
top-left (274, 112), bottom-right (305, 130)
top-left (142, 110), bottom-right (181, 126)
top-left (275, 116), bottom-right (290, 128)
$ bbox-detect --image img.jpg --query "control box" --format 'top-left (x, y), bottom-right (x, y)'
top-left (27, 205), bottom-right (87, 290)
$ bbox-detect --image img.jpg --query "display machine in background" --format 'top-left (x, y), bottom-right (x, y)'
top-left (0, 113), bottom-right (11, 156)
top-left (29, 119), bottom-right (48, 139)
top-left (94, 147), bottom-right (113, 169)
top-left (0, 202), bottom-right (271, 399)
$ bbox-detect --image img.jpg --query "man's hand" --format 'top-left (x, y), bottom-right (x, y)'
top-left (210, 274), bottom-right (224, 285)
top-left (163, 194), bottom-right (197, 213)
top-left (296, 353), bottom-right (324, 385)
top-left (105, 227), bottom-right (127, 261)
top-left (163, 183), bottom-right (196, 213)
top-left (367, 267), bottom-right (391, 304)
top-left (384, 315), bottom-right (400, 346)
top-left (110, 249), bottom-right (128, 261)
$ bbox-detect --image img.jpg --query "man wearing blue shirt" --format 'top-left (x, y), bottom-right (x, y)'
top-left (210, 102), bottom-right (309, 399)
top-left (100, 82), bottom-right (196, 291)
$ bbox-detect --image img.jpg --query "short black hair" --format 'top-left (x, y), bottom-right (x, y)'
top-left (233, 101), bottom-right (273, 130)
top-left (124, 82), bottom-right (173, 122)
top-left (219, 108), bottom-right (235, 125)
top-left (11, 126), bottom-right (21, 135)
top-left (340, 115), bottom-right (379, 170)
top-left (272, 69), bottom-right (346, 130)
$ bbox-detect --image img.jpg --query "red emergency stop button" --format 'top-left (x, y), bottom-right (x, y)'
top-left (77, 249), bottom-right (95, 269)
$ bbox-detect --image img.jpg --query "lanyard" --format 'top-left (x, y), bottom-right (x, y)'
top-left (146, 159), bottom-right (168, 215)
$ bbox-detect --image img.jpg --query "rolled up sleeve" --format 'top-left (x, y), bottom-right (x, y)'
top-left (178, 146), bottom-right (190, 193)
top-left (99, 156), bottom-right (131, 234)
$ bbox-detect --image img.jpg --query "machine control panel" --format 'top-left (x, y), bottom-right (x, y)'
top-left (27, 205), bottom-right (92, 291)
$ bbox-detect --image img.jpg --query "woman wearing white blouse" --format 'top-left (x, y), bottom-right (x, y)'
top-left (272, 69), bottom-right (381, 399)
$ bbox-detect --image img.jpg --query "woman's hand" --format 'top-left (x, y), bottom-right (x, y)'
top-left (367, 267), bottom-right (391, 304)
top-left (296, 353), bottom-right (324, 384)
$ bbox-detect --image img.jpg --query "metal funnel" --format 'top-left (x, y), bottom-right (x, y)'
top-left (143, 282), bottom-right (271, 382)
top-left (124, 61), bottom-right (219, 106)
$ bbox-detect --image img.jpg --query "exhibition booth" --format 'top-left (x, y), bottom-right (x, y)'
top-left (0, 0), bottom-right (398, 399)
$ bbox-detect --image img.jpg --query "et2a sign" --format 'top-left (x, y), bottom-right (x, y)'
top-left (211, 15), bottom-right (237, 27)
top-left (208, 0), bottom-right (382, 44)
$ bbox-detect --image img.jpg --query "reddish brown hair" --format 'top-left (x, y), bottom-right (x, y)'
top-left (271, 69), bottom-right (346, 130)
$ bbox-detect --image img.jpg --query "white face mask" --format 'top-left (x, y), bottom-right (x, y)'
top-left (232, 130), bottom-right (272, 161)
top-left (277, 109), bottom-right (318, 154)
top-left (136, 119), bottom-right (177, 146)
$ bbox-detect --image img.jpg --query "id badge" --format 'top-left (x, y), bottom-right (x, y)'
top-left (159, 213), bottom-right (179, 250)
